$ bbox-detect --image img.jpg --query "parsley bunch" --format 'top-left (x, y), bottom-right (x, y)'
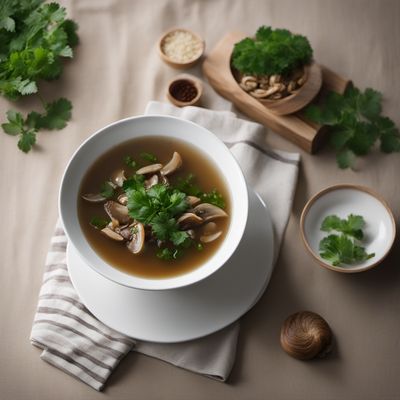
top-left (123, 177), bottom-right (192, 259)
top-left (0, 0), bottom-right (78, 152)
top-left (232, 26), bottom-right (313, 76)
top-left (305, 87), bottom-right (400, 169)
top-left (319, 214), bottom-right (374, 266)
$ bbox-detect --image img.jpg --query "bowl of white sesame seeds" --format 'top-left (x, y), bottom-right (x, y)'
top-left (158, 28), bottom-right (205, 69)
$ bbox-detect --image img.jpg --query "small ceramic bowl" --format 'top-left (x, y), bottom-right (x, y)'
top-left (166, 74), bottom-right (203, 107)
top-left (158, 28), bottom-right (205, 69)
top-left (300, 184), bottom-right (396, 273)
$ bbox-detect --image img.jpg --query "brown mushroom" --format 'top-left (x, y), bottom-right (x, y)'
top-left (280, 311), bottom-right (333, 360)
top-left (117, 194), bottom-right (128, 205)
top-left (160, 152), bottom-right (182, 176)
top-left (81, 193), bottom-right (107, 203)
top-left (126, 222), bottom-right (145, 254)
top-left (104, 201), bottom-right (130, 224)
top-left (186, 229), bottom-right (196, 239)
top-left (144, 174), bottom-right (159, 189)
top-left (202, 222), bottom-right (217, 235)
top-left (239, 76), bottom-right (258, 92)
top-left (101, 227), bottom-right (124, 241)
top-left (116, 224), bottom-right (133, 240)
top-left (269, 74), bottom-right (281, 85)
top-left (111, 169), bottom-right (126, 187)
top-left (160, 174), bottom-right (169, 186)
top-left (187, 196), bottom-right (201, 207)
top-left (200, 230), bottom-right (222, 243)
top-left (177, 212), bottom-right (203, 229)
top-left (193, 203), bottom-right (228, 222)
top-left (136, 163), bottom-right (163, 175)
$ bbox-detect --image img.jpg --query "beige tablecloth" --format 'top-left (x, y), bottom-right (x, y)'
top-left (1, 1), bottom-right (400, 399)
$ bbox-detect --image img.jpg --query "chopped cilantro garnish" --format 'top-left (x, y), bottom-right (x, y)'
top-left (100, 182), bottom-right (114, 199)
top-left (90, 217), bottom-right (109, 230)
top-left (123, 155), bottom-right (137, 168)
top-left (140, 152), bottom-right (158, 163)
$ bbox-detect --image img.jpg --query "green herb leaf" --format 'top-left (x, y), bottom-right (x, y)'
top-left (305, 86), bottom-right (400, 169)
top-left (319, 234), bottom-right (374, 266)
top-left (321, 214), bottom-right (365, 240)
top-left (17, 130), bottom-right (36, 152)
top-left (232, 25), bottom-right (313, 76)
top-left (90, 216), bottom-right (109, 229)
top-left (100, 182), bottom-right (114, 199)
top-left (40, 98), bottom-right (72, 130)
top-left (151, 212), bottom-right (177, 241)
top-left (200, 189), bottom-right (226, 209)
top-left (123, 155), bottom-right (137, 168)
top-left (156, 248), bottom-right (184, 261)
top-left (140, 152), bottom-right (158, 163)
top-left (176, 175), bottom-right (226, 209)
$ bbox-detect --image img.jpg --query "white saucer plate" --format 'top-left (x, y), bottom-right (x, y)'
top-left (68, 188), bottom-right (274, 343)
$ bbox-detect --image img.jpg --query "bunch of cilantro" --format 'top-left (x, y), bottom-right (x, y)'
top-left (305, 87), bottom-right (400, 169)
top-left (319, 214), bottom-right (374, 266)
top-left (123, 176), bottom-right (193, 260)
top-left (0, 0), bottom-right (78, 152)
top-left (232, 25), bottom-right (313, 76)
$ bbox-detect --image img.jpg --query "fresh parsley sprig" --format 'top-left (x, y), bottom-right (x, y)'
top-left (0, 0), bottom-right (78, 153)
top-left (232, 26), bottom-right (313, 76)
top-left (1, 97), bottom-right (72, 152)
top-left (125, 181), bottom-right (192, 251)
top-left (305, 87), bottom-right (400, 169)
top-left (319, 214), bottom-right (374, 267)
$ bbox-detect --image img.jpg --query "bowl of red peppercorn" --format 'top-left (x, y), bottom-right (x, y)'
top-left (167, 74), bottom-right (203, 107)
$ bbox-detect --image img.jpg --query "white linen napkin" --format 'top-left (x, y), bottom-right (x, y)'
top-left (30, 102), bottom-right (300, 390)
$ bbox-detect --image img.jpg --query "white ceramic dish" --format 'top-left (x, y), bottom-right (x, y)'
top-left (68, 188), bottom-right (274, 343)
top-left (301, 185), bottom-right (396, 273)
top-left (59, 115), bottom-right (248, 290)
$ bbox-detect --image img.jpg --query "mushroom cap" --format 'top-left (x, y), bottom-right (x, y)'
top-left (280, 311), bottom-right (333, 360)
top-left (144, 174), bottom-right (159, 189)
top-left (101, 227), bottom-right (124, 241)
top-left (117, 194), bottom-right (128, 205)
top-left (200, 230), bottom-right (222, 243)
top-left (126, 222), bottom-right (145, 254)
top-left (193, 203), bottom-right (228, 222)
top-left (104, 201), bottom-right (130, 224)
top-left (81, 193), bottom-right (106, 203)
top-left (187, 195), bottom-right (201, 207)
top-left (177, 212), bottom-right (203, 229)
top-left (136, 164), bottom-right (163, 175)
top-left (160, 152), bottom-right (182, 176)
top-left (111, 169), bottom-right (126, 187)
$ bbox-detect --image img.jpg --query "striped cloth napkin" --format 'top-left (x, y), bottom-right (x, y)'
top-left (31, 101), bottom-right (300, 390)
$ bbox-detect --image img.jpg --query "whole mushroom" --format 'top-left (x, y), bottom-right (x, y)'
top-left (280, 311), bottom-right (333, 360)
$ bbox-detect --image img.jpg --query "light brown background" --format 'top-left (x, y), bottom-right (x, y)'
top-left (1, 0), bottom-right (400, 399)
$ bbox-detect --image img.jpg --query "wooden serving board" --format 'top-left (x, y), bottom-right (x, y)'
top-left (202, 32), bottom-right (351, 153)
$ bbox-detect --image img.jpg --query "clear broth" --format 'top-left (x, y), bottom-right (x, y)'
top-left (78, 136), bottom-right (231, 279)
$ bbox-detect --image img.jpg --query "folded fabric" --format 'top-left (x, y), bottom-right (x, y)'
top-left (31, 102), bottom-right (300, 390)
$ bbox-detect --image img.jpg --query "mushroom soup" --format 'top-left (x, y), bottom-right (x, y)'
top-left (78, 136), bottom-right (231, 279)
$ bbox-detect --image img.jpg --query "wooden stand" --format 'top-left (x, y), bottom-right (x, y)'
top-left (202, 32), bottom-right (351, 153)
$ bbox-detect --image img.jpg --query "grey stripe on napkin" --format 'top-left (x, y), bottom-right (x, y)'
top-left (31, 102), bottom-right (299, 391)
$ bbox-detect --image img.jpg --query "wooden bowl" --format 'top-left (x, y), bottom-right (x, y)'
top-left (158, 28), bottom-right (205, 69)
top-left (232, 61), bottom-right (322, 116)
top-left (166, 74), bottom-right (203, 107)
top-left (300, 184), bottom-right (396, 273)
